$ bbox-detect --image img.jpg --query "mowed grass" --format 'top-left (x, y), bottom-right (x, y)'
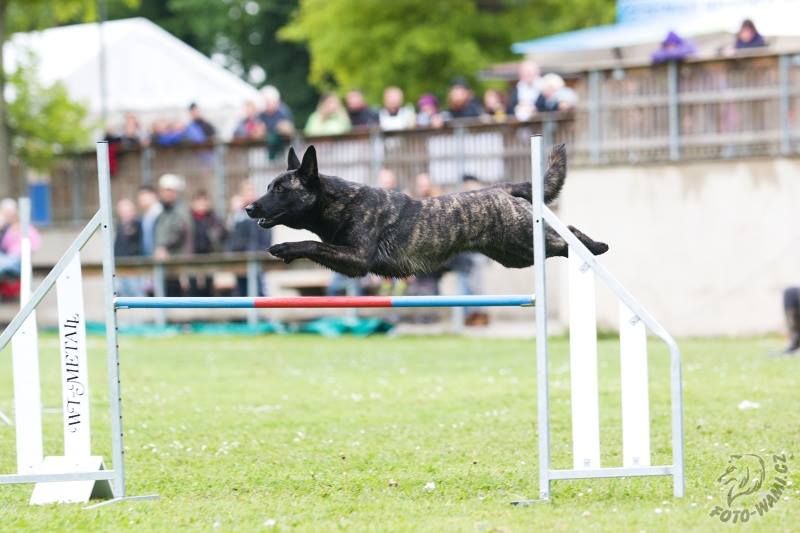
top-left (0, 333), bottom-right (798, 531)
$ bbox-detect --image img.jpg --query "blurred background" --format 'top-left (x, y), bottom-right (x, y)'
top-left (0, 0), bottom-right (798, 341)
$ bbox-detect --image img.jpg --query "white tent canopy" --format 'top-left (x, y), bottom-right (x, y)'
top-left (4, 17), bottom-right (261, 138)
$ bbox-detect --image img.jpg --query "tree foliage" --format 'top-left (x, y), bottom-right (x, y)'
top-left (6, 52), bottom-right (91, 172)
top-left (0, 0), bottom-right (136, 192)
top-left (281, 0), bottom-right (615, 103)
top-left (106, 0), bottom-right (318, 122)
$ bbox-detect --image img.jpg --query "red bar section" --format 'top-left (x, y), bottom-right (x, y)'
top-left (253, 296), bottom-right (394, 308)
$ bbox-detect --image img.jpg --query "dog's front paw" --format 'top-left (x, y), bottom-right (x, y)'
top-left (269, 243), bottom-right (303, 263)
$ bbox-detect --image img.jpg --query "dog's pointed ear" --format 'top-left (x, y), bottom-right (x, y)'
top-left (287, 147), bottom-right (301, 171)
top-left (298, 145), bottom-right (319, 183)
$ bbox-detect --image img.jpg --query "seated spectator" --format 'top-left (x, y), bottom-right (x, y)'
top-left (183, 102), bottom-right (216, 144)
top-left (651, 31), bottom-right (697, 64)
top-left (190, 190), bottom-right (226, 254)
top-left (346, 89), bottom-right (379, 129)
top-left (509, 60), bottom-right (542, 121)
top-left (305, 93), bottom-right (352, 136)
top-left (535, 73), bottom-right (578, 113)
top-left (414, 172), bottom-right (442, 199)
top-left (121, 112), bottom-right (145, 147)
top-left (136, 185), bottom-right (162, 257)
top-left (226, 180), bottom-right (271, 296)
top-left (150, 119), bottom-right (185, 147)
top-left (0, 199), bottom-right (41, 278)
top-left (106, 112), bottom-right (146, 149)
top-left (114, 198), bottom-right (142, 257)
top-left (234, 101), bottom-right (266, 141)
top-left (259, 86), bottom-right (295, 159)
top-left (189, 190), bottom-right (226, 296)
top-left (444, 80), bottom-right (482, 122)
top-left (378, 86), bottom-right (416, 131)
top-left (416, 93), bottom-right (444, 129)
top-left (376, 168), bottom-right (400, 191)
top-left (114, 198), bottom-right (143, 296)
top-left (735, 19), bottom-right (767, 50)
top-left (481, 89), bottom-right (507, 123)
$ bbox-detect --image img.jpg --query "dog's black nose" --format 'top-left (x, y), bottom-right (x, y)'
top-left (244, 203), bottom-right (257, 217)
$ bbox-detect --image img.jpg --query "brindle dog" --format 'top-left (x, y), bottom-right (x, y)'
top-left (245, 145), bottom-right (608, 277)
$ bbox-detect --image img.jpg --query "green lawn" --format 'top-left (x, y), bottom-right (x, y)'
top-left (0, 334), bottom-right (797, 531)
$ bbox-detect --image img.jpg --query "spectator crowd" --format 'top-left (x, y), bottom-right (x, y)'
top-left (113, 174), bottom-right (270, 298)
top-left (103, 60), bottom-right (579, 154)
top-left (105, 19), bottom-right (768, 149)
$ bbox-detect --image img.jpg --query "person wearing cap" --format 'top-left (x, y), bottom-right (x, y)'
top-left (416, 93), bottom-right (444, 128)
top-left (734, 19), bottom-right (767, 50)
top-left (651, 31), bottom-right (696, 64)
top-left (154, 174), bottom-right (192, 296)
top-left (154, 174), bottom-right (191, 259)
top-left (443, 80), bottom-right (482, 122)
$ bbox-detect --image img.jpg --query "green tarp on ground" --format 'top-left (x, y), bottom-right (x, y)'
top-left (82, 317), bottom-right (393, 337)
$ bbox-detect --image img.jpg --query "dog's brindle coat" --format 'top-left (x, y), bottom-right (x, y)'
top-left (245, 145), bottom-right (608, 278)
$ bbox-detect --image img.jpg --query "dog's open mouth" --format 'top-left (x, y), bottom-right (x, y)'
top-left (255, 213), bottom-right (283, 228)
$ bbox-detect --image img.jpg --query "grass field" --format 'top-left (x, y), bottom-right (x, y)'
top-left (0, 333), bottom-right (797, 531)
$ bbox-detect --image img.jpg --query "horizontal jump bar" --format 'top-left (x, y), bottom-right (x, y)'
top-left (548, 465), bottom-right (675, 480)
top-left (114, 294), bottom-right (535, 309)
top-left (0, 470), bottom-right (116, 484)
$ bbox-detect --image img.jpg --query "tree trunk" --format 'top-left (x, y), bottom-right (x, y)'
top-left (0, 0), bottom-right (13, 199)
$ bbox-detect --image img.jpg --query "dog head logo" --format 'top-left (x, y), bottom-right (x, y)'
top-left (717, 453), bottom-right (765, 507)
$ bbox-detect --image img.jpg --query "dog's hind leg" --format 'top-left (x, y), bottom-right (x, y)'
top-left (494, 143), bottom-right (567, 204)
top-left (269, 241), bottom-right (371, 277)
top-left (544, 225), bottom-right (609, 258)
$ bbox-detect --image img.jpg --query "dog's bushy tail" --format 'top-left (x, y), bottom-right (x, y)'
top-left (543, 143), bottom-right (566, 203)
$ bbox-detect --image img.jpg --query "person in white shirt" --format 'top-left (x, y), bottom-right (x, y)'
top-left (508, 60), bottom-right (543, 121)
top-left (378, 86), bottom-right (416, 131)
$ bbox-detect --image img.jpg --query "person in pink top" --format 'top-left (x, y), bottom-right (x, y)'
top-left (0, 199), bottom-right (41, 277)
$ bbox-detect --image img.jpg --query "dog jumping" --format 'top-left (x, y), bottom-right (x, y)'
top-left (245, 144), bottom-right (608, 278)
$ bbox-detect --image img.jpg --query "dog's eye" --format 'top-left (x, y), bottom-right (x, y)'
top-left (273, 183), bottom-right (283, 193)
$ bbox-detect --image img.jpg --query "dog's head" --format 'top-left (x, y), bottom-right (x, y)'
top-left (245, 146), bottom-right (321, 229)
top-left (717, 453), bottom-right (766, 507)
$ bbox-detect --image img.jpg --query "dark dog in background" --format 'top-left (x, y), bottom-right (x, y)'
top-left (245, 144), bottom-right (608, 278)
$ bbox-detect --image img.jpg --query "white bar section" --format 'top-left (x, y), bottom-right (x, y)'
top-left (11, 197), bottom-right (43, 473)
top-left (619, 302), bottom-right (651, 467)
top-left (568, 250), bottom-right (601, 470)
top-left (56, 254), bottom-right (92, 457)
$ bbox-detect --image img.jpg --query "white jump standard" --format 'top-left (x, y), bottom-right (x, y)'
top-left (0, 138), bottom-right (684, 505)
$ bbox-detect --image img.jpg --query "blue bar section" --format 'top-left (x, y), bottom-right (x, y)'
top-left (116, 297), bottom-right (256, 309)
top-left (390, 294), bottom-right (534, 308)
top-left (115, 294), bottom-right (535, 309)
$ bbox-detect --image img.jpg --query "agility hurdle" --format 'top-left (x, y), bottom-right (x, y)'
top-left (0, 137), bottom-right (683, 505)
